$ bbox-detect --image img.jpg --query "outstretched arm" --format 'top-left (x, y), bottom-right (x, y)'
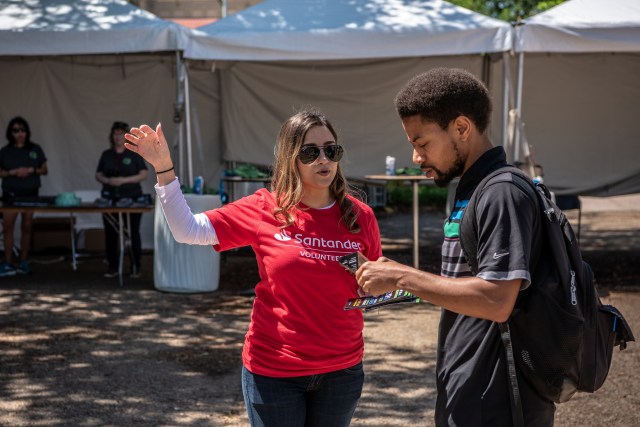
top-left (124, 124), bottom-right (175, 186)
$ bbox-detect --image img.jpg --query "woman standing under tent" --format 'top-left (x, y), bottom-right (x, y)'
top-left (95, 121), bottom-right (148, 278)
top-left (0, 117), bottom-right (48, 276)
top-left (124, 109), bottom-right (382, 427)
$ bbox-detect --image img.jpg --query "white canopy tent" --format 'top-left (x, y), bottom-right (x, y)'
top-left (185, 0), bottom-right (513, 179)
top-left (0, 0), bottom-right (187, 55)
top-left (188, 0), bottom-right (512, 61)
top-left (0, 0), bottom-right (221, 248)
top-left (514, 0), bottom-right (640, 196)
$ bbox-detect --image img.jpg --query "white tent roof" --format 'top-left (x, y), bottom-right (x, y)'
top-left (0, 0), bottom-right (189, 55)
top-left (516, 0), bottom-right (640, 52)
top-left (186, 0), bottom-right (512, 61)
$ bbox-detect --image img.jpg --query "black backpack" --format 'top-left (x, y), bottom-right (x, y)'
top-left (459, 167), bottom-right (634, 410)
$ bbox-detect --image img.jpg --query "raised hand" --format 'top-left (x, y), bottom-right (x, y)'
top-left (124, 124), bottom-right (173, 173)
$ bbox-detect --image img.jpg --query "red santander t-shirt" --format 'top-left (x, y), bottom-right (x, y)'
top-left (205, 188), bottom-right (382, 377)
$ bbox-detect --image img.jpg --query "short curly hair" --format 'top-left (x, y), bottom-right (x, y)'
top-left (394, 68), bottom-right (492, 133)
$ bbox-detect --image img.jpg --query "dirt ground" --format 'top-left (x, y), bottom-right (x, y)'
top-left (1, 198), bottom-right (639, 426)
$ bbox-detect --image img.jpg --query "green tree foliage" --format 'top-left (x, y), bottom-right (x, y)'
top-left (449, 0), bottom-right (566, 22)
top-left (386, 183), bottom-right (449, 210)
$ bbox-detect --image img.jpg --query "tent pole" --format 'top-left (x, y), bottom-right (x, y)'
top-left (184, 63), bottom-right (194, 187)
top-left (514, 51), bottom-right (524, 163)
top-left (219, 0), bottom-right (228, 18)
top-left (175, 51), bottom-right (185, 184)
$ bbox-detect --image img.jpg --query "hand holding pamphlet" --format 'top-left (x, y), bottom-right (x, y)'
top-left (338, 252), bottom-right (421, 312)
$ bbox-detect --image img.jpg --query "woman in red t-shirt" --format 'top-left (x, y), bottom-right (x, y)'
top-left (124, 109), bottom-right (382, 427)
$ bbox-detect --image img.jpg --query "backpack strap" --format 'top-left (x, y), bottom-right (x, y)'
top-left (459, 166), bottom-right (535, 275)
top-left (459, 165), bottom-right (540, 427)
top-left (499, 322), bottom-right (526, 427)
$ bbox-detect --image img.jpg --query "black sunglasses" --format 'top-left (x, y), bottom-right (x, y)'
top-left (298, 145), bottom-right (344, 165)
top-left (11, 127), bottom-right (26, 133)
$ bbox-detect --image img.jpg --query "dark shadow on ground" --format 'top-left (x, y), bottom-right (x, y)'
top-left (1, 206), bottom-right (638, 426)
top-left (0, 254), bottom-right (251, 426)
top-left (355, 304), bottom-right (440, 426)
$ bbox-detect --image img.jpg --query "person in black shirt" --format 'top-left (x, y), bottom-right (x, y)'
top-left (0, 117), bottom-right (48, 276)
top-left (96, 121), bottom-right (148, 278)
top-left (356, 68), bottom-right (555, 426)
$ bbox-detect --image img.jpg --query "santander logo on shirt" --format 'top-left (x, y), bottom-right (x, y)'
top-left (272, 229), bottom-right (363, 251)
top-left (274, 230), bottom-right (292, 241)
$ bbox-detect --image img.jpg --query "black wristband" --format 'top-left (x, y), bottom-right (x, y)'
top-left (156, 166), bottom-right (174, 175)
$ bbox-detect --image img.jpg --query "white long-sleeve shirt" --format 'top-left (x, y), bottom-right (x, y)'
top-left (154, 178), bottom-right (218, 245)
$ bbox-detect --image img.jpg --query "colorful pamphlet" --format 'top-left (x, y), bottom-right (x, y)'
top-left (344, 289), bottom-right (421, 312)
top-left (338, 252), bottom-right (421, 312)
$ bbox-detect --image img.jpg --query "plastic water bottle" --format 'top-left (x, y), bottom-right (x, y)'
top-left (218, 179), bottom-right (228, 204)
top-left (193, 176), bottom-right (204, 195)
top-left (385, 156), bottom-right (396, 175)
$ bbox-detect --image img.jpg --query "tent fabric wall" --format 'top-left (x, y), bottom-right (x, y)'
top-left (0, 55), bottom-right (178, 196)
top-left (518, 53), bottom-right (640, 196)
top-left (0, 55), bottom-right (224, 248)
top-left (0, 0), bottom-right (222, 248)
top-left (514, 0), bottom-right (640, 196)
top-left (0, 54), bottom-right (180, 249)
top-left (185, 67), bottom-right (225, 188)
top-left (186, 0), bottom-right (512, 179)
top-left (218, 55), bottom-right (505, 178)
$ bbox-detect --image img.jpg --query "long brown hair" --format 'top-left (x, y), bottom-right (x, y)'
top-left (271, 109), bottom-right (360, 233)
top-left (5, 116), bottom-right (33, 147)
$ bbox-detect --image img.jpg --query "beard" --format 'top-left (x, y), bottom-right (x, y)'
top-left (431, 149), bottom-right (465, 188)
top-left (433, 161), bottom-right (464, 187)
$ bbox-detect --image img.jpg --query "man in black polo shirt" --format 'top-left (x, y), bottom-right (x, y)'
top-left (356, 68), bottom-right (555, 426)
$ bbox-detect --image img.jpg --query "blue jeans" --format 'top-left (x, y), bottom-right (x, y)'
top-left (242, 362), bottom-right (365, 427)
